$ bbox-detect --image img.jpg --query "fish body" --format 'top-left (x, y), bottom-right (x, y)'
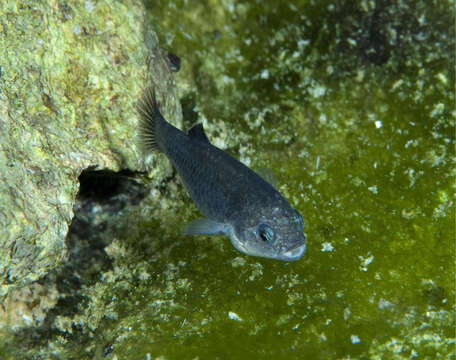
top-left (137, 88), bottom-right (306, 261)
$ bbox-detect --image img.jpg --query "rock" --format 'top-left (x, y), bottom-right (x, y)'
top-left (0, 0), bottom-right (181, 297)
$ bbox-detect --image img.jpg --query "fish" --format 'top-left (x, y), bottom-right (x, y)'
top-left (137, 87), bottom-right (306, 261)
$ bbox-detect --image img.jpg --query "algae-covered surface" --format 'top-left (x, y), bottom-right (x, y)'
top-left (0, 0), bottom-right (165, 296)
top-left (1, 0), bottom-right (454, 359)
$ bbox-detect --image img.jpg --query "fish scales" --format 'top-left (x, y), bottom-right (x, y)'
top-left (137, 87), bottom-right (307, 261)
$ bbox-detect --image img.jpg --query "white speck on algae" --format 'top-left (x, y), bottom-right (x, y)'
top-left (228, 312), bottom-right (243, 322)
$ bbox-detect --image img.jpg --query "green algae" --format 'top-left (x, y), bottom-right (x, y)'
top-left (103, 1), bottom-right (456, 358)
top-left (1, 0), bottom-right (454, 359)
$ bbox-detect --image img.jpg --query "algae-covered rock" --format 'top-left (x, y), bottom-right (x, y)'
top-left (0, 0), bottom-right (454, 359)
top-left (0, 0), bottom-right (180, 296)
top-left (0, 282), bottom-right (59, 330)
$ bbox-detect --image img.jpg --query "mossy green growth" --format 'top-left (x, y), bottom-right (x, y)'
top-left (0, 0), bottom-right (179, 297)
top-left (1, 0), bottom-right (454, 359)
top-left (107, 1), bottom-right (456, 358)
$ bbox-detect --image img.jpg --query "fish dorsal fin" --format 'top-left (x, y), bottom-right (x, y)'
top-left (256, 168), bottom-right (279, 189)
top-left (188, 123), bottom-right (210, 143)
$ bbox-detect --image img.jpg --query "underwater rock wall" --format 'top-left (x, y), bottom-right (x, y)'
top-left (0, 0), bottom-right (179, 296)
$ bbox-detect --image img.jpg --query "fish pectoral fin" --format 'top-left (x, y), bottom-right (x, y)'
top-left (183, 218), bottom-right (229, 236)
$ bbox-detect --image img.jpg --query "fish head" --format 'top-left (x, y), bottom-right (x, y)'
top-left (229, 206), bottom-right (306, 261)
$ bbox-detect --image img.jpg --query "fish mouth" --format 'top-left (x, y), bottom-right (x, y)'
top-left (281, 242), bottom-right (306, 261)
top-left (229, 228), bottom-right (307, 262)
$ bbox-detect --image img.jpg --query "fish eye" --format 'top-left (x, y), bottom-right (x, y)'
top-left (258, 224), bottom-right (274, 243)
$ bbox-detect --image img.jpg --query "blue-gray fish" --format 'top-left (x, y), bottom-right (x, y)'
top-left (137, 87), bottom-right (306, 261)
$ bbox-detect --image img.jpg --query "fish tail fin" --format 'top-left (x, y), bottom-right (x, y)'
top-left (136, 87), bottom-right (166, 153)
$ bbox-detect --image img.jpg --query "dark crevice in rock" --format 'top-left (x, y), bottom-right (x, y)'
top-left (6, 169), bottom-right (150, 357)
top-left (77, 168), bottom-right (148, 205)
top-left (61, 167), bottom-right (149, 295)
